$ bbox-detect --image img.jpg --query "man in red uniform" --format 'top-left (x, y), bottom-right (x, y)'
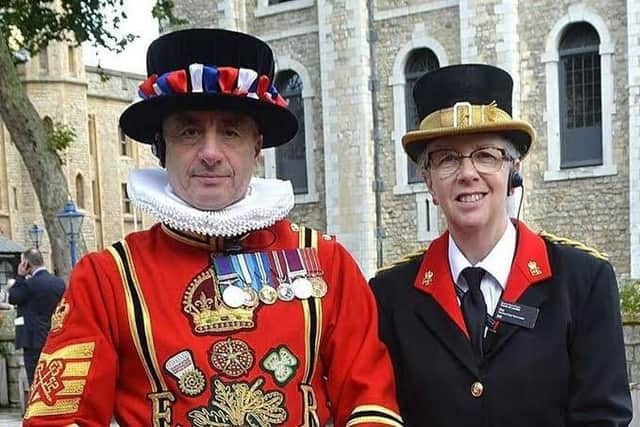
top-left (24, 28), bottom-right (402, 427)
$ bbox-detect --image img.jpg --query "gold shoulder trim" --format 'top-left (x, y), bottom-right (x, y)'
top-left (376, 248), bottom-right (427, 275)
top-left (539, 230), bottom-right (608, 261)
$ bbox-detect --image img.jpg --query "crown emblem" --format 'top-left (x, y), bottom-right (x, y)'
top-left (50, 297), bottom-right (70, 333)
top-left (182, 268), bottom-right (256, 334)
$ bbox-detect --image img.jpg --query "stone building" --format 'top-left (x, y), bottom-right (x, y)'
top-left (0, 40), bottom-right (157, 270)
top-left (167, 0), bottom-right (640, 281)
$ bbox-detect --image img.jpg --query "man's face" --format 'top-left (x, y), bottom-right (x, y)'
top-left (162, 110), bottom-right (262, 211)
top-left (423, 133), bottom-right (519, 237)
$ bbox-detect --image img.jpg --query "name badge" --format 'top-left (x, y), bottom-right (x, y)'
top-left (495, 301), bottom-right (539, 329)
top-left (14, 316), bottom-right (24, 326)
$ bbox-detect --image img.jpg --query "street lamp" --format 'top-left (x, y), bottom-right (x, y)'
top-left (27, 224), bottom-right (44, 249)
top-left (56, 199), bottom-right (84, 266)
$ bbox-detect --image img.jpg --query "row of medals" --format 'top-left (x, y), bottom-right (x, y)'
top-left (215, 252), bottom-right (328, 309)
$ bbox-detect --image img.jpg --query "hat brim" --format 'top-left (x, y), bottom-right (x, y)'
top-left (402, 121), bottom-right (535, 162)
top-left (119, 93), bottom-right (299, 149)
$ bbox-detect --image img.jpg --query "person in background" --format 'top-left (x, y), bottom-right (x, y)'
top-left (371, 63), bottom-right (632, 427)
top-left (8, 248), bottom-right (65, 386)
top-left (23, 28), bottom-right (402, 427)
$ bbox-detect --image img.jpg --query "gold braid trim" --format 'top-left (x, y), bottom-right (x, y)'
top-left (375, 248), bottom-right (427, 275)
top-left (539, 230), bottom-right (608, 261)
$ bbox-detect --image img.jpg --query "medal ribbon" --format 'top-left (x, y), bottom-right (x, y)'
top-left (231, 255), bottom-right (251, 287)
top-left (300, 248), bottom-right (316, 275)
top-left (241, 253), bottom-right (261, 292)
top-left (254, 252), bottom-right (272, 287)
top-left (213, 255), bottom-right (237, 282)
top-left (284, 249), bottom-right (306, 279)
top-left (270, 251), bottom-right (288, 283)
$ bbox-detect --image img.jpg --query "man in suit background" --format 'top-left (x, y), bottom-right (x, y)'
top-left (9, 248), bottom-right (65, 385)
top-left (371, 64), bottom-right (632, 426)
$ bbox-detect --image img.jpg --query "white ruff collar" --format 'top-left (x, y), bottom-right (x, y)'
top-left (127, 168), bottom-right (294, 237)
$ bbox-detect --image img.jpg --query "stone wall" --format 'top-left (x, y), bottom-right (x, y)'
top-left (152, 0), bottom-right (638, 277)
top-left (0, 40), bottom-right (158, 262)
top-left (518, 0), bottom-right (630, 277)
top-left (624, 320), bottom-right (640, 383)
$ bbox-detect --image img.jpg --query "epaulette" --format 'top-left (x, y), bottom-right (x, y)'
top-left (375, 248), bottom-right (427, 275)
top-left (539, 230), bottom-right (608, 261)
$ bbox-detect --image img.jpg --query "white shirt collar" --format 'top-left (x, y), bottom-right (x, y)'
top-left (448, 220), bottom-right (517, 290)
top-left (127, 168), bottom-right (294, 237)
top-left (30, 266), bottom-right (47, 276)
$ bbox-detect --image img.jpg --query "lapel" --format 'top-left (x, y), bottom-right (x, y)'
top-left (484, 221), bottom-right (552, 358)
top-left (412, 233), bottom-right (479, 375)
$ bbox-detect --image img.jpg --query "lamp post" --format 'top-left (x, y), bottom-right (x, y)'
top-left (56, 200), bottom-right (84, 266)
top-left (27, 223), bottom-right (44, 249)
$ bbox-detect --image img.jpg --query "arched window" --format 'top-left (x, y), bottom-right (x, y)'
top-left (75, 174), bottom-right (85, 209)
top-left (274, 70), bottom-right (307, 194)
top-left (405, 48), bottom-right (439, 183)
top-left (42, 116), bottom-right (53, 134)
top-left (559, 23), bottom-right (601, 168)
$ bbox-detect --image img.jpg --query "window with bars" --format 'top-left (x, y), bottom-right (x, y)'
top-left (119, 125), bottom-right (133, 157)
top-left (88, 114), bottom-right (97, 156)
top-left (76, 174), bottom-right (85, 209)
top-left (38, 48), bottom-right (48, 74)
top-left (121, 183), bottom-right (132, 214)
top-left (274, 70), bottom-right (308, 194)
top-left (405, 48), bottom-right (439, 183)
top-left (559, 22), bottom-right (602, 168)
top-left (0, 260), bottom-right (15, 288)
top-left (92, 179), bottom-right (101, 216)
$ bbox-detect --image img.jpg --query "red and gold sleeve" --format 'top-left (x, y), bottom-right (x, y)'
top-left (23, 252), bottom-right (120, 426)
top-left (320, 241), bottom-right (403, 427)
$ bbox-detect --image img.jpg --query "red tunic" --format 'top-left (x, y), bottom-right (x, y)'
top-left (24, 220), bottom-right (402, 427)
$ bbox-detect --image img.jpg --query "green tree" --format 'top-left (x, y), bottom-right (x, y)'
top-left (0, 1), bottom-right (181, 277)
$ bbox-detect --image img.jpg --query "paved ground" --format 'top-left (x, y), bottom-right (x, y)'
top-left (0, 408), bottom-right (23, 426)
top-left (0, 409), bottom-right (122, 426)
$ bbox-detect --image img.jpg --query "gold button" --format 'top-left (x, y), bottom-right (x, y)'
top-left (470, 381), bottom-right (484, 398)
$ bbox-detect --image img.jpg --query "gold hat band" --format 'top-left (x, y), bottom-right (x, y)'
top-left (419, 101), bottom-right (512, 131)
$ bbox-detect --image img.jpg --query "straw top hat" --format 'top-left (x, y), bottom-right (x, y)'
top-left (119, 28), bottom-right (298, 148)
top-left (402, 64), bottom-right (535, 162)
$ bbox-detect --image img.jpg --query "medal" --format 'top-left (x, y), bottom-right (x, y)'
top-left (302, 248), bottom-right (328, 298)
top-left (222, 285), bottom-right (246, 308)
top-left (292, 277), bottom-right (313, 299)
top-left (277, 283), bottom-right (295, 301)
top-left (213, 255), bottom-right (246, 308)
top-left (271, 251), bottom-right (295, 301)
top-left (253, 252), bottom-right (278, 304)
top-left (283, 249), bottom-right (312, 300)
top-left (234, 254), bottom-right (259, 308)
top-left (259, 284), bottom-right (278, 304)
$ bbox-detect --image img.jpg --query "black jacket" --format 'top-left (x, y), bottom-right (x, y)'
top-left (9, 269), bottom-right (65, 350)
top-left (371, 222), bottom-right (632, 427)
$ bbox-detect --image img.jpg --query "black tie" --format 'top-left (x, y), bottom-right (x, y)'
top-left (461, 267), bottom-right (487, 359)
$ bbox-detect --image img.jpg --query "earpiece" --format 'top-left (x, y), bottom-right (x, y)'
top-left (152, 133), bottom-right (166, 167)
top-left (509, 170), bottom-right (523, 189)
top-left (507, 169), bottom-right (523, 196)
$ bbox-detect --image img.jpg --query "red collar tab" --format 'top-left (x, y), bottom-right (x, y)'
top-left (412, 222), bottom-right (552, 336)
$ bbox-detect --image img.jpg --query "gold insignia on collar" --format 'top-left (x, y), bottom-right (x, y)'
top-left (50, 297), bottom-right (70, 333)
top-left (423, 270), bottom-right (434, 286)
top-left (528, 260), bottom-right (542, 277)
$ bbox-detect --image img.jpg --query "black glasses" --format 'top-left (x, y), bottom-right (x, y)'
top-left (426, 147), bottom-right (512, 178)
